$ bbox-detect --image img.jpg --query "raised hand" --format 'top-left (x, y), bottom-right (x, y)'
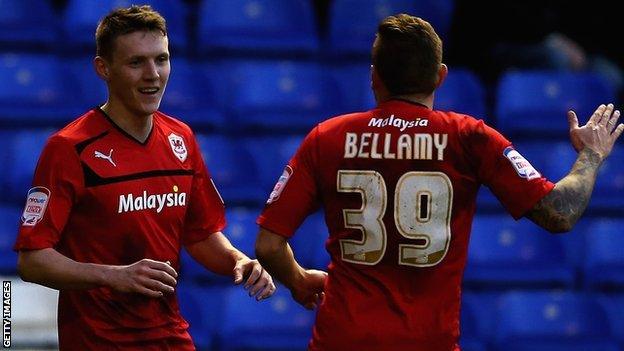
top-left (107, 259), bottom-right (178, 298)
top-left (568, 103), bottom-right (624, 160)
top-left (233, 257), bottom-right (276, 301)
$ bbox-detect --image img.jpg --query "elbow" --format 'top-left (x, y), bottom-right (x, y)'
top-left (547, 220), bottom-right (574, 234)
top-left (255, 229), bottom-right (286, 262)
top-left (17, 253), bottom-right (35, 283)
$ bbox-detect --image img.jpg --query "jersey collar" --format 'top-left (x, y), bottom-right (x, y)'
top-left (383, 98), bottom-right (432, 110)
top-left (96, 107), bottom-right (155, 146)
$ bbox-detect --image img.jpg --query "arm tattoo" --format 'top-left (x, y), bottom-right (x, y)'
top-left (526, 148), bottom-right (602, 233)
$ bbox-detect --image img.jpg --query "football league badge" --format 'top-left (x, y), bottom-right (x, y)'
top-left (168, 133), bottom-right (188, 162)
top-left (503, 147), bottom-right (540, 180)
top-left (21, 186), bottom-right (50, 226)
top-left (267, 165), bottom-right (293, 204)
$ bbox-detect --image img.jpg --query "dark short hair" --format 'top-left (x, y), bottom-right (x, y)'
top-left (95, 5), bottom-right (167, 60)
top-left (372, 14), bottom-right (443, 95)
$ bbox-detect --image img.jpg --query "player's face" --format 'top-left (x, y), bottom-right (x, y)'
top-left (106, 30), bottom-right (170, 119)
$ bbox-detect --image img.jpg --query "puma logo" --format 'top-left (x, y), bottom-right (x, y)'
top-left (95, 149), bottom-right (116, 167)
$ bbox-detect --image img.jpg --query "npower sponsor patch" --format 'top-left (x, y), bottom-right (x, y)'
top-left (267, 165), bottom-right (293, 204)
top-left (21, 187), bottom-right (50, 226)
top-left (503, 147), bottom-right (540, 180)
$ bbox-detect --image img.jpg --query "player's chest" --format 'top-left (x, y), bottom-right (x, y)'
top-left (75, 134), bottom-right (194, 217)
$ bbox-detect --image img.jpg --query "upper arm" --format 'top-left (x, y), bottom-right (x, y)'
top-left (17, 248), bottom-right (56, 281)
top-left (465, 120), bottom-right (555, 219)
top-left (15, 136), bottom-right (82, 252)
top-left (182, 135), bottom-right (226, 246)
top-left (255, 227), bottom-right (289, 257)
top-left (256, 127), bottom-right (321, 236)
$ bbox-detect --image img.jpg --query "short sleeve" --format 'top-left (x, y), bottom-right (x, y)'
top-left (182, 135), bottom-right (227, 245)
top-left (14, 136), bottom-right (83, 251)
top-left (257, 126), bottom-right (321, 238)
top-left (465, 120), bottom-right (555, 219)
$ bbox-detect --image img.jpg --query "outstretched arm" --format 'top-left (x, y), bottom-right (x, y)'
top-left (256, 227), bottom-right (327, 309)
top-left (186, 231), bottom-right (275, 300)
top-left (527, 103), bottom-right (624, 232)
top-left (18, 248), bottom-right (178, 298)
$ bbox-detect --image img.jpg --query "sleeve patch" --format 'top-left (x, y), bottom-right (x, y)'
top-left (503, 147), bottom-right (541, 180)
top-left (21, 186), bottom-right (51, 226)
top-left (266, 165), bottom-right (293, 204)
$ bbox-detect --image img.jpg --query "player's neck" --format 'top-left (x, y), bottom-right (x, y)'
top-left (101, 102), bottom-right (153, 143)
top-left (377, 92), bottom-right (433, 109)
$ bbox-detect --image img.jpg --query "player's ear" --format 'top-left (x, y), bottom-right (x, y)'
top-left (371, 65), bottom-right (385, 93)
top-left (94, 56), bottom-right (110, 81)
top-left (435, 63), bottom-right (448, 89)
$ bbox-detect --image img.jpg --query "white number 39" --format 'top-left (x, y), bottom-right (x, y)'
top-left (337, 170), bottom-right (453, 267)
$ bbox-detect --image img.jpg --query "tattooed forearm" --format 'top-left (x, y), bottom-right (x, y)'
top-left (527, 148), bottom-right (602, 233)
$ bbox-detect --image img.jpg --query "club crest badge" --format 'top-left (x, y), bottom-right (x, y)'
top-left (21, 186), bottom-right (51, 226)
top-left (168, 133), bottom-right (187, 162)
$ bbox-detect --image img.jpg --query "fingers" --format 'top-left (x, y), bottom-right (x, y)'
top-left (608, 110), bottom-right (621, 133)
top-left (142, 277), bottom-right (175, 294)
top-left (145, 259), bottom-right (178, 280)
top-left (612, 123), bottom-right (624, 141)
top-left (233, 260), bottom-right (244, 285)
top-left (567, 110), bottom-right (579, 131)
top-left (598, 103), bottom-right (615, 127)
top-left (243, 263), bottom-right (263, 289)
top-left (141, 260), bottom-right (177, 288)
top-left (255, 280), bottom-right (276, 301)
top-left (588, 104), bottom-right (607, 126)
top-left (145, 268), bottom-right (177, 289)
top-left (135, 285), bottom-right (165, 298)
top-left (302, 292), bottom-right (325, 310)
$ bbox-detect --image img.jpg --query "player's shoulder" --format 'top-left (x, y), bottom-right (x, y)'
top-left (51, 109), bottom-right (107, 148)
top-left (434, 109), bottom-right (490, 133)
top-left (154, 110), bottom-right (195, 138)
top-left (317, 110), bottom-right (374, 133)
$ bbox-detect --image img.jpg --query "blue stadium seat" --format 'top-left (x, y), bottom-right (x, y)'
top-left (0, 54), bottom-right (74, 126)
top-left (328, 0), bottom-right (454, 56)
top-left (243, 135), bottom-right (304, 192)
top-left (592, 147), bottom-right (624, 208)
top-left (436, 68), bottom-right (486, 118)
top-left (496, 71), bottom-right (615, 136)
top-left (0, 205), bottom-right (20, 274)
top-left (197, 0), bottom-right (319, 54)
top-left (460, 293), bottom-right (488, 351)
top-left (227, 61), bottom-right (337, 132)
top-left (62, 0), bottom-right (188, 52)
top-left (290, 211), bottom-right (329, 270)
top-left (494, 292), bottom-right (619, 351)
top-left (583, 219), bottom-right (624, 290)
top-left (0, 0), bottom-right (58, 49)
top-left (330, 63), bottom-right (375, 113)
top-left (464, 215), bottom-right (575, 288)
top-left (63, 57), bottom-right (107, 112)
top-left (177, 284), bottom-right (226, 351)
top-left (598, 294), bottom-right (624, 347)
top-left (196, 134), bottom-right (264, 204)
top-left (3, 129), bottom-right (54, 203)
top-left (225, 207), bottom-right (260, 258)
top-left (218, 286), bottom-right (315, 351)
top-left (159, 59), bottom-right (225, 130)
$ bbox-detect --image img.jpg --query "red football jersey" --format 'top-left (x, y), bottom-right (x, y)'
top-left (14, 108), bottom-right (226, 350)
top-left (258, 99), bottom-right (554, 351)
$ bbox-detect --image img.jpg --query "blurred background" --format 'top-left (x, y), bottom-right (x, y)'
top-left (0, 0), bottom-right (623, 350)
